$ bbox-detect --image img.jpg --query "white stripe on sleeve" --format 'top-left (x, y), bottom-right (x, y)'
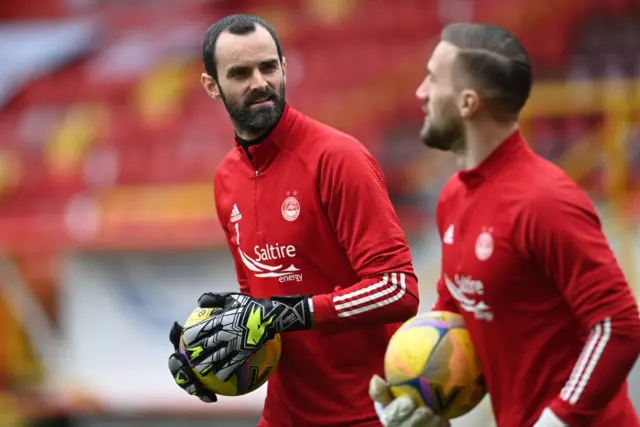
top-left (560, 317), bottom-right (612, 405)
top-left (333, 273), bottom-right (407, 318)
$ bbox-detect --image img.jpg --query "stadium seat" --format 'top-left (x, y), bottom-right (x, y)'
top-left (0, 0), bottom-right (638, 242)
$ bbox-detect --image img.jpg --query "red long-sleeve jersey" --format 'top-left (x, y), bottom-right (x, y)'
top-left (213, 105), bottom-right (419, 427)
top-left (432, 130), bottom-right (640, 427)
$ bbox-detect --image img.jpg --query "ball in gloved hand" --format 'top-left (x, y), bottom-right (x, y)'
top-left (370, 375), bottom-right (451, 427)
top-left (384, 311), bottom-right (486, 419)
top-left (180, 306), bottom-right (282, 396)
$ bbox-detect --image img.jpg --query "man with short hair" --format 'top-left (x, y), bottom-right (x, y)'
top-left (370, 23), bottom-right (640, 427)
top-left (167, 14), bottom-right (420, 427)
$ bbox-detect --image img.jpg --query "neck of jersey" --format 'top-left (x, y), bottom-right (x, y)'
top-left (234, 104), bottom-right (298, 172)
top-left (458, 129), bottom-right (527, 188)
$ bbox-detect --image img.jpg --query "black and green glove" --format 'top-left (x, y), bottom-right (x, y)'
top-left (167, 322), bottom-right (217, 403)
top-left (181, 292), bottom-right (313, 382)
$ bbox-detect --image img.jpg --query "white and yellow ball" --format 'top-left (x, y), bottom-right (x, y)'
top-left (384, 311), bottom-right (486, 419)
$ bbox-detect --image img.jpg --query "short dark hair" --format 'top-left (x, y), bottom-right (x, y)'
top-left (441, 23), bottom-right (532, 117)
top-left (202, 14), bottom-right (283, 81)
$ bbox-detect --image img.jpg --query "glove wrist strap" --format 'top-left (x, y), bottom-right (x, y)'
top-left (269, 295), bottom-right (313, 333)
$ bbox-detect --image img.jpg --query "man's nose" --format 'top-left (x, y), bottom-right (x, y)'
top-left (415, 80), bottom-right (429, 101)
top-left (249, 69), bottom-right (268, 91)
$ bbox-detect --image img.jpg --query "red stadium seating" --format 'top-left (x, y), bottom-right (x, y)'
top-left (0, 0), bottom-right (638, 249)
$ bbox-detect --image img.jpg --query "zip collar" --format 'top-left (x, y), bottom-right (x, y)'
top-left (235, 104), bottom-right (298, 172)
top-left (458, 129), bottom-right (527, 187)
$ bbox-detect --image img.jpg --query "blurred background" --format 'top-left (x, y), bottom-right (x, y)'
top-left (0, 0), bottom-right (638, 426)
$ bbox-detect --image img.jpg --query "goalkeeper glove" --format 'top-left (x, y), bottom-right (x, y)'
top-left (167, 322), bottom-right (217, 403)
top-left (370, 375), bottom-right (450, 427)
top-left (180, 292), bottom-right (313, 383)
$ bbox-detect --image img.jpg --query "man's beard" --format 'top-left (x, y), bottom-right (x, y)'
top-left (419, 100), bottom-right (464, 152)
top-left (221, 82), bottom-right (286, 136)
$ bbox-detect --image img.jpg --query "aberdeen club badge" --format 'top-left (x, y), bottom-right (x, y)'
top-left (475, 230), bottom-right (494, 261)
top-left (281, 196), bottom-right (300, 222)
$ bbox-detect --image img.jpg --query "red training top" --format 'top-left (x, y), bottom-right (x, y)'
top-left (433, 130), bottom-right (640, 427)
top-left (214, 105), bottom-right (419, 427)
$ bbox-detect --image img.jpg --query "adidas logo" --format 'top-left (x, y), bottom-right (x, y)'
top-left (230, 204), bottom-right (242, 223)
top-left (443, 225), bottom-right (454, 245)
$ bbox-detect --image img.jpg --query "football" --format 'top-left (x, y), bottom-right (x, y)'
top-left (384, 311), bottom-right (486, 419)
top-left (179, 306), bottom-right (282, 396)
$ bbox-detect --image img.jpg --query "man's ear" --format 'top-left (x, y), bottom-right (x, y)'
top-left (458, 89), bottom-right (480, 119)
top-left (282, 57), bottom-right (287, 81)
top-left (201, 73), bottom-right (220, 99)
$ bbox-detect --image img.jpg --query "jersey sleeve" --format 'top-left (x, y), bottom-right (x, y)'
top-left (310, 138), bottom-right (419, 332)
top-left (514, 182), bottom-right (640, 425)
top-left (214, 174), bottom-right (251, 295)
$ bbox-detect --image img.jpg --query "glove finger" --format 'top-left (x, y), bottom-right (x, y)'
top-left (213, 352), bottom-right (250, 382)
top-left (204, 327), bottom-right (245, 351)
top-left (381, 396), bottom-right (418, 426)
top-left (406, 407), bottom-right (442, 427)
top-left (183, 317), bottom-right (242, 362)
top-left (184, 339), bottom-right (223, 367)
top-left (169, 322), bottom-right (183, 350)
top-left (168, 352), bottom-right (198, 392)
top-left (198, 393), bottom-right (218, 403)
top-left (187, 340), bottom-right (241, 378)
top-left (168, 353), bottom-right (218, 403)
top-left (369, 375), bottom-right (394, 406)
top-left (168, 352), bottom-right (189, 379)
top-left (206, 340), bottom-right (236, 364)
top-left (198, 292), bottom-right (229, 308)
top-left (214, 362), bottom-right (241, 383)
top-left (181, 317), bottom-right (222, 348)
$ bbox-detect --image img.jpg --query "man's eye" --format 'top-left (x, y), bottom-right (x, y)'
top-left (260, 64), bottom-right (277, 73)
top-left (229, 69), bottom-right (250, 79)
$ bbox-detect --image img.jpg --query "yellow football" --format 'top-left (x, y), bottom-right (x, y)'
top-left (384, 311), bottom-right (486, 419)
